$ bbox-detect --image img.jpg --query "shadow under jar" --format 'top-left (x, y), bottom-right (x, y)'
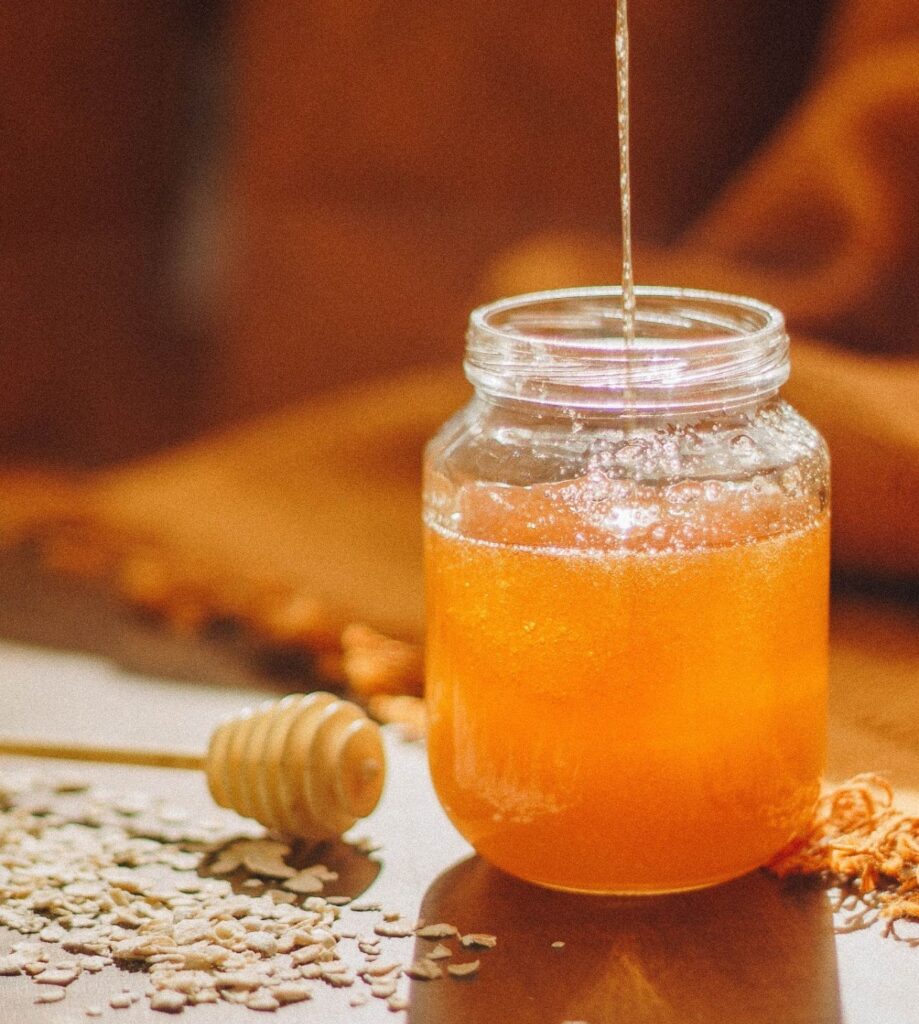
top-left (423, 287), bottom-right (830, 895)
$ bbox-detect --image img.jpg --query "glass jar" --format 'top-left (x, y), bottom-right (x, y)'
top-left (423, 286), bottom-right (830, 895)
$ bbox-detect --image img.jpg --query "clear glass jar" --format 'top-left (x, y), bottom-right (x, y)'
top-left (423, 286), bottom-right (830, 895)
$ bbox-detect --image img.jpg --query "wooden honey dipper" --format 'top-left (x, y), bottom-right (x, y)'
top-left (0, 692), bottom-right (386, 845)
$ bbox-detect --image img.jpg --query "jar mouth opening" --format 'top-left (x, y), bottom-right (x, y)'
top-left (465, 286), bottom-right (789, 413)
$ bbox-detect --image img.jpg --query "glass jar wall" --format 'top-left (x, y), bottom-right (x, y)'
top-left (423, 287), bottom-right (830, 894)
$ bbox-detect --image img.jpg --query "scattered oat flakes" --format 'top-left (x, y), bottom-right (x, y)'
top-left (244, 932), bottom-right (278, 956)
top-left (415, 923), bottom-right (458, 940)
top-left (272, 982), bottom-right (312, 1004)
top-left (552, 940), bottom-right (566, 949)
top-left (0, 774), bottom-right (497, 1020)
top-left (246, 990), bottom-right (280, 1011)
top-left (374, 920), bottom-right (415, 938)
top-left (209, 839), bottom-right (295, 878)
top-left (64, 940), bottom-right (108, 957)
top-left (290, 944), bottom-right (323, 966)
top-left (321, 967), bottom-right (356, 988)
top-left (405, 958), bottom-right (443, 980)
top-left (447, 960), bottom-right (480, 978)
top-left (215, 971), bottom-right (264, 991)
top-left (282, 865), bottom-right (338, 894)
top-left (36, 967), bottom-right (80, 986)
top-left (312, 927), bottom-right (337, 948)
top-left (35, 988), bottom-right (66, 1004)
top-left (460, 933), bottom-right (497, 949)
top-left (361, 961), bottom-right (402, 978)
top-left (388, 994), bottom-right (409, 1012)
top-left (151, 989), bottom-right (188, 1013)
top-left (85, 1006), bottom-right (104, 1017)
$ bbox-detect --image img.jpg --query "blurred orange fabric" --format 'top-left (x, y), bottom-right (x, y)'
top-left (0, 0), bottom-right (917, 639)
top-left (214, 0), bottom-right (831, 418)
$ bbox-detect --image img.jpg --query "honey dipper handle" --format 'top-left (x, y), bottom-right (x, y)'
top-left (0, 737), bottom-right (204, 771)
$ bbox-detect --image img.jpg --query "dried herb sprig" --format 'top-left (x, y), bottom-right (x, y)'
top-left (768, 774), bottom-right (919, 937)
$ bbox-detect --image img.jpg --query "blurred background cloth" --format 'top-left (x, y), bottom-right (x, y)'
top-left (0, 0), bottom-right (917, 638)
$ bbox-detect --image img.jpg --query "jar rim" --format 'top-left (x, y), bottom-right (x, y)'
top-left (465, 286), bottom-right (789, 413)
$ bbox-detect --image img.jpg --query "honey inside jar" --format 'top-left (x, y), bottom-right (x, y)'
top-left (423, 287), bottom-right (830, 894)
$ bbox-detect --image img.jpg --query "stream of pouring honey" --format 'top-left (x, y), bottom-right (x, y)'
top-left (615, 0), bottom-right (636, 347)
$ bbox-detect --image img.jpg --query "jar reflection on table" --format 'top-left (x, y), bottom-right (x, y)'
top-left (423, 288), bottom-right (830, 894)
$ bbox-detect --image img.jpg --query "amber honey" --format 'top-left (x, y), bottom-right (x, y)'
top-left (425, 489), bottom-right (829, 894)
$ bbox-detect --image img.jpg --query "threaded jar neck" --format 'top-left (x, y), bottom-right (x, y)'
top-left (464, 286), bottom-right (789, 414)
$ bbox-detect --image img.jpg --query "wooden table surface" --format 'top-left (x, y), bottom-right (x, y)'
top-left (0, 548), bottom-right (917, 1023)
